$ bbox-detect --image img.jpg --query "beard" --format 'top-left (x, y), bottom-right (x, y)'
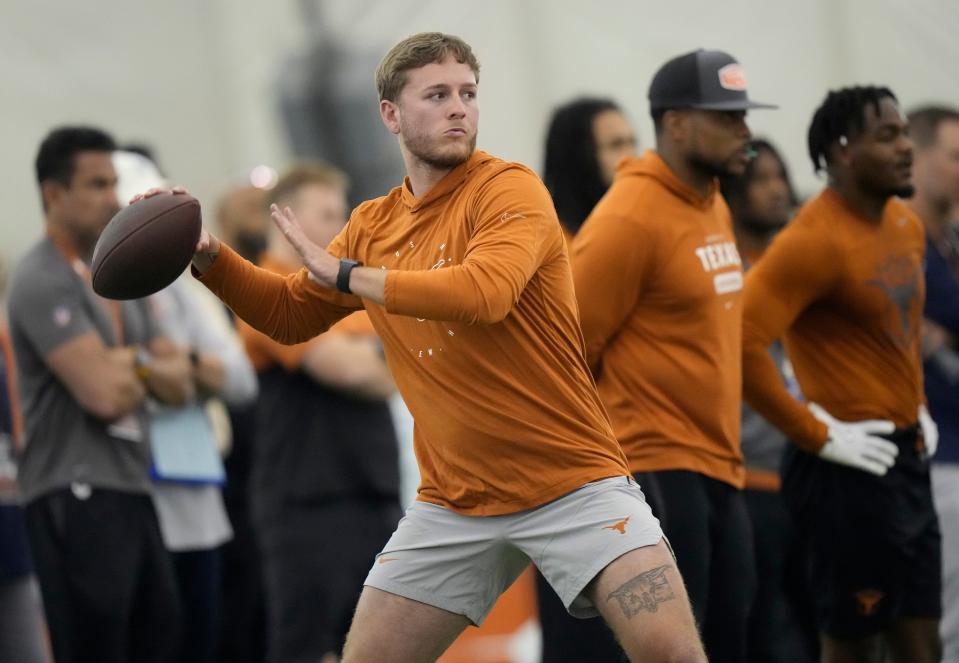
top-left (689, 151), bottom-right (743, 179)
top-left (861, 173), bottom-right (915, 200)
top-left (401, 123), bottom-right (476, 170)
top-left (891, 183), bottom-right (916, 199)
top-left (857, 160), bottom-right (915, 200)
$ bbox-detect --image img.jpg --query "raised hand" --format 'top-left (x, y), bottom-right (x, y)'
top-left (270, 203), bottom-right (339, 288)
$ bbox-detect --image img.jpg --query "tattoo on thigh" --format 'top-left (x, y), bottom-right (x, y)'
top-left (607, 565), bottom-right (676, 618)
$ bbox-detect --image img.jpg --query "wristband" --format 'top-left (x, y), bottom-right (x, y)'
top-left (336, 259), bottom-right (363, 294)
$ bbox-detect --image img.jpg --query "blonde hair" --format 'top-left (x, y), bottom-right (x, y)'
top-left (267, 162), bottom-right (349, 209)
top-left (375, 32), bottom-right (480, 102)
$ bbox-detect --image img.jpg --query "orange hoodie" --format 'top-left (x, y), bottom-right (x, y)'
top-left (742, 188), bottom-right (925, 450)
top-left (572, 150), bottom-right (744, 487)
top-left (199, 151), bottom-right (628, 515)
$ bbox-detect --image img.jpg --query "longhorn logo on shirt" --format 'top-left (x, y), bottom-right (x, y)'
top-left (866, 254), bottom-right (921, 347)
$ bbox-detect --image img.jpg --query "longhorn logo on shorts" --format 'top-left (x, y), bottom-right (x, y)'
top-left (602, 516), bottom-right (630, 534)
top-left (854, 589), bottom-right (884, 616)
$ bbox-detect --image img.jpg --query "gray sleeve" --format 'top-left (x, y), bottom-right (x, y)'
top-left (135, 297), bottom-right (161, 344)
top-left (7, 266), bottom-right (97, 358)
top-left (176, 282), bottom-right (258, 407)
top-left (196, 322), bottom-right (258, 407)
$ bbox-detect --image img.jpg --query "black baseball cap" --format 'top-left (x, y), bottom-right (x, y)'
top-left (648, 49), bottom-right (776, 112)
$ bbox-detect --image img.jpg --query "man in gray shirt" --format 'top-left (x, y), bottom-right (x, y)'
top-left (6, 126), bottom-right (193, 663)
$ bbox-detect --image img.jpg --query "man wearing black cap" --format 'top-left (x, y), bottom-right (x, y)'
top-left (572, 49), bottom-right (776, 662)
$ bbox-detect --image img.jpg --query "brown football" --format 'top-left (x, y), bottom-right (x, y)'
top-left (91, 192), bottom-right (201, 300)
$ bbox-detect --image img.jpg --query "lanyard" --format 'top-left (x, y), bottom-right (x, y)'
top-left (47, 229), bottom-right (126, 346)
top-left (0, 330), bottom-right (22, 450)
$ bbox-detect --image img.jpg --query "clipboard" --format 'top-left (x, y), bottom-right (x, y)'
top-left (149, 404), bottom-right (226, 485)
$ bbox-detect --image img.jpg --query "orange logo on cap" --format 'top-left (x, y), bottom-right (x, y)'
top-left (855, 589), bottom-right (884, 616)
top-left (718, 63), bottom-right (747, 91)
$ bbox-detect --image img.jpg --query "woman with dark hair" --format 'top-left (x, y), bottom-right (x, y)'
top-left (543, 97), bottom-right (637, 237)
top-left (719, 139), bottom-right (818, 663)
top-left (719, 139), bottom-right (798, 262)
top-left (536, 97), bottom-right (637, 663)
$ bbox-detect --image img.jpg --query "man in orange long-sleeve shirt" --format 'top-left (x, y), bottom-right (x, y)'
top-left (742, 87), bottom-right (941, 663)
top-left (572, 49), bottom-right (774, 662)
top-left (138, 33), bottom-right (704, 663)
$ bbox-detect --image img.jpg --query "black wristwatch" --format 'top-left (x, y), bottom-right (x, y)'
top-left (336, 259), bottom-right (363, 294)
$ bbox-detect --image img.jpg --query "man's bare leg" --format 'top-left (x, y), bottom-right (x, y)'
top-left (885, 617), bottom-right (941, 663)
top-left (586, 540), bottom-right (706, 663)
top-left (340, 587), bottom-right (470, 663)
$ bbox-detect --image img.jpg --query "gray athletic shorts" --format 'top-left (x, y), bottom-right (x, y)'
top-left (364, 475), bottom-right (663, 625)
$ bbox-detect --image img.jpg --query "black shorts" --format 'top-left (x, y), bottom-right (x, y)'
top-left (781, 426), bottom-right (941, 639)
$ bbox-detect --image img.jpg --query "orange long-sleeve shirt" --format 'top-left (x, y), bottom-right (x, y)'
top-left (238, 253), bottom-right (376, 372)
top-left (742, 187), bottom-right (925, 451)
top-left (199, 151), bottom-right (628, 515)
top-left (572, 151), bottom-right (744, 487)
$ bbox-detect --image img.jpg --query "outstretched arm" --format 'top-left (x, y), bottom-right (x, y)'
top-left (270, 168), bottom-right (557, 325)
top-left (133, 187), bottom-right (361, 344)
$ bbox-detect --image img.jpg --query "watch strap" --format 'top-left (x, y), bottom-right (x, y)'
top-left (336, 259), bottom-right (362, 294)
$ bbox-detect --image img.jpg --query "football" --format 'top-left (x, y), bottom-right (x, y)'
top-left (91, 192), bottom-right (202, 300)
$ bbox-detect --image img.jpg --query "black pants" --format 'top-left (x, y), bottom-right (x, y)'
top-left (174, 548), bottom-right (221, 663)
top-left (256, 499), bottom-right (401, 663)
top-left (217, 404), bottom-right (266, 663)
top-left (535, 568), bottom-right (626, 662)
top-left (25, 487), bottom-right (180, 663)
top-left (634, 470), bottom-right (756, 663)
top-left (744, 488), bottom-right (818, 663)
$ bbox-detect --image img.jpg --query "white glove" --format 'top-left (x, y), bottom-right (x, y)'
top-left (919, 404), bottom-right (939, 458)
top-left (809, 403), bottom-right (899, 476)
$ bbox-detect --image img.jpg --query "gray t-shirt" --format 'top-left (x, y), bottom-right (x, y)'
top-left (740, 340), bottom-right (791, 473)
top-left (7, 238), bottom-right (156, 503)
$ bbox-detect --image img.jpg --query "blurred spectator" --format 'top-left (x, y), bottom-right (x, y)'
top-left (239, 163), bottom-right (401, 663)
top-left (719, 139), bottom-right (817, 663)
top-left (216, 186), bottom-right (269, 262)
top-left (212, 184), bottom-right (269, 663)
top-left (542, 97), bottom-right (637, 238)
top-left (149, 275), bottom-right (257, 663)
top-left (907, 105), bottom-right (959, 663)
top-left (7, 126), bottom-right (192, 663)
top-left (535, 95), bottom-right (637, 663)
top-left (114, 149), bottom-right (260, 663)
top-left (0, 260), bottom-right (49, 663)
